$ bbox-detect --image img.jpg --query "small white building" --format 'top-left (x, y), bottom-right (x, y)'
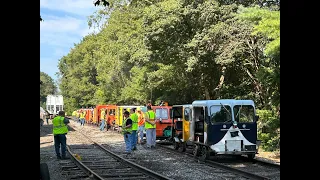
top-left (46, 95), bottom-right (63, 115)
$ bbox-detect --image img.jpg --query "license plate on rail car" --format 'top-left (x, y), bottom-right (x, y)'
top-left (226, 140), bottom-right (241, 151)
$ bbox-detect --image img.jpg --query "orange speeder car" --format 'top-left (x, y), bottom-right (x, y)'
top-left (94, 104), bottom-right (117, 129)
top-left (151, 104), bottom-right (173, 140)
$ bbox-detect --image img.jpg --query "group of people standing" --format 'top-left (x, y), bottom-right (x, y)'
top-left (75, 109), bottom-right (87, 126)
top-left (54, 103), bottom-right (158, 159)
top-left (121, 105), bottom-right (157, 154)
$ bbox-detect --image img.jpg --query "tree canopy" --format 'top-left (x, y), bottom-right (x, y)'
top-left (56, 0), bottom-right (280, 151)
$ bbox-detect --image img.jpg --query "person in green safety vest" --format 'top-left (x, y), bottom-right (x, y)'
top-left (145, 105), bottom-right (156, 148)
top-left (100, 108), bottom-right (106, 131)
top-left (130, 108), bottom-right (138, 150)
top-left (76, 110), bottom-right (80, 123)
top-left (80, 110), bottom-right (86, 126)
top-left (52, 111), bottom-right (69, 160)
top-left (122, 111), bottom-right (133, 154)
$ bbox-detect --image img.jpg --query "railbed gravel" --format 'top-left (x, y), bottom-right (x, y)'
top-left (40, 118), bottom-right (279, 180)
top-left (68, 120), bottom-right (246, 180)
top-left (213, 156), bottom-right (280, 180)
top-left (40, 120), bottom-right (68, 180)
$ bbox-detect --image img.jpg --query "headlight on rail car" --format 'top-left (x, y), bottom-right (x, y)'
top-left (233, 121), bottom-right (237, 129)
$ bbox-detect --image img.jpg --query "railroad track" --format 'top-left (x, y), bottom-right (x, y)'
top-left (157, 143), bottom-right (280, 180)
top-left (61, 127), bottom-right (172, 180)
top-left (65, 118), bottom-right (279, 179)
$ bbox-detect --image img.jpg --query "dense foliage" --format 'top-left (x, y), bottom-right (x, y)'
top-left (40, 72), bottom-right (57, 108)
top-left (57, 0), bottom-right (280, 151)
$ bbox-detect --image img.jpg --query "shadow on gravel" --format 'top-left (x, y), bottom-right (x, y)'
top-left (40, 123), bottom-right (78, 180)
top-left (40, 143), bottom-right (67, 180)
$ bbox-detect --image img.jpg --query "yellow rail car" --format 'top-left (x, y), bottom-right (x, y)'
top-left (114, 105), bottom-right (145, 132)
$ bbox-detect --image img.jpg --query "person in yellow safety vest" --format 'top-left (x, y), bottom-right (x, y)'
top-left (122, 111), bottom-right (133, 154)
top-left (100, 108), bottom-right (106, 131)
top-left (52, 111), bottom-right (70, 160)
top-left (130, 108), bottom-right (138, 150)
top-left (80, 110), bottom-right (86, 126)
top-left (145, 105), bottom-right (156, 148)
top-left (137, 109), bottom-right (145, 144)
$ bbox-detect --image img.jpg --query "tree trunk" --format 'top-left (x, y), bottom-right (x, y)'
top-left (204, 86), bottom-right (211, 100)
top-left (212, 66), bottom-right (226, 99)
top-left (245, 67), bottom-right (265, 107)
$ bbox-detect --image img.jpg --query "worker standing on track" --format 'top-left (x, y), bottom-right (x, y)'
top-left (52, 111), bottom-right (70, 160)
top-left (80, 110), bottom-right (86, 126)
top-left (130, 108), bottom-right (138, 150)
top-left (145, 105), bottom-right (156, 148)
top-left (122, 111), bottom-right (133, 154)
top-left (100, 108), bottom-right (106, 131)
top-left (137, 109), bottom-right (145, 144)
top-left (77, 110), bottom-right (81, 123)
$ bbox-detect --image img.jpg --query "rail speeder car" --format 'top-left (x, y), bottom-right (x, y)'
top-left (172, 99), bottom-right (260, 160)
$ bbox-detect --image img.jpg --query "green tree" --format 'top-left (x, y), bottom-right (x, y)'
top-left (238, 6), bottom-right (280, 108)
top-left (40, 72), bottom-right (57, 108)
top-left (57, 0), bottom-right (280, 151)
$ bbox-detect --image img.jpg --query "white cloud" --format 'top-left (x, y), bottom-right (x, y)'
top-left (40, 57), bottom-right (60, 80)
top-left (40, 14), bottom-right (90, 46)
top-left (40, 0), bottom-right (103, 81)
top-left (40, 0), bottom-right (98, 16)
top-left (41, 33), bottom-right (79, 48)
top-left (40, 16), bottom-right (83, 33)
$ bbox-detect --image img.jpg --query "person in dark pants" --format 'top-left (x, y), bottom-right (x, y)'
top-left (80, 110), bottom-right (86, 126)
top-left (122, 111), bottom-right (133, 154)
top-left (130, 108), bottom-right (138, 150)
top-left (100, 108), bottom-right (106, 131)
top-left (52, 111), bottom-right (70, 160)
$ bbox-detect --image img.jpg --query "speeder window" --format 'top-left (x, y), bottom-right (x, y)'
top-left (156, 108), bottom-right (169, 119)
top-left (109, 109), bottom-right (115, 115)
top-left (184, 108), bottom-right (191, 121)
top-left (233, 105), bottom-right (254, 123)
top-left (209, 105), bottom-right (232, 124)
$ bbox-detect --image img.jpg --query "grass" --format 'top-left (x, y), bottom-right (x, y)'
top-left (256, 147), bottom-right (280, 162)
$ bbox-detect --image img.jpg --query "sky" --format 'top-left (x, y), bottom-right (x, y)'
top-left (40, 0), bottom-right (103, 82)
